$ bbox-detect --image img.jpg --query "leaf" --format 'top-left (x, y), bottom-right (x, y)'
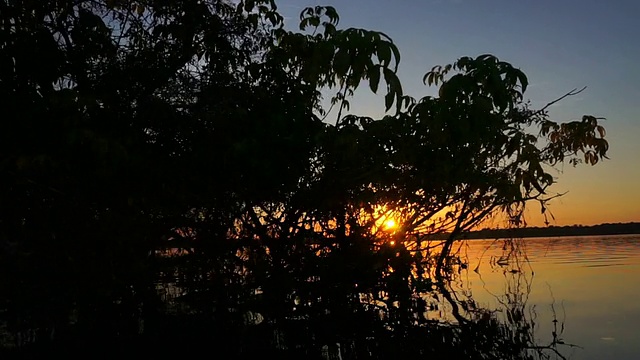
top-left (323, 22), bottom-right (336, 37)
top-left (266, 12), bottom-right (283, 26)
top-left (402, 95), bottom-right (416, 109)
top-left (514, 68), bottom-right (528, 92)
top-left (423, 72), bottom-right (433, 86)
top-left (390, 42), bottom-right (400, 71)
top-left (333, 50), bottom-right (350, 76)
top-left (368, 65), bottom-right (380, 93)
top-left (383, 68), bottom-right (401, 93)
top-left (531, 178), bottom-right (546, 194)
top-left (341, 100), bottom-right (350, 111)
top-left (385, 92), bottom-right (394, 112)
top-left (477, 54), bottom-right (495, 61)
top-left (377, 42), bottom-right (391, 68)
top-left (309, 16), bottom-right (320, 28)
top-left (324, 6), bottom-right (340, 25)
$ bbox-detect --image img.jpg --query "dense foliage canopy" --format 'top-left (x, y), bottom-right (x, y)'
top-left (0, 0), bottom-right (608, 358)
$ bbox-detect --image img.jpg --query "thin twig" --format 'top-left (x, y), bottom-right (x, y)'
top-left (535, 86), bottom-right (587, 115)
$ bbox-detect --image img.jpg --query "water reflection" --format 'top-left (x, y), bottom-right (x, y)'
top-left (6, 234), bottom-right (635, 358)
top-left (149, 234), bottom-right (640, 359)
top-left (455, 235), bottom-right (640, 360)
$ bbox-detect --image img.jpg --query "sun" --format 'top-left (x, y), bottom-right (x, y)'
top-left (383, 219), bottom-right (397, 230)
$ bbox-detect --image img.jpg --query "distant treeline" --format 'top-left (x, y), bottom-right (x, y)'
top-left (455, 222), bottom-right (640, 240)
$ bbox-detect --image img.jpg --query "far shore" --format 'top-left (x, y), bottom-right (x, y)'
top-left (430, 222), bottom-right (640, 240)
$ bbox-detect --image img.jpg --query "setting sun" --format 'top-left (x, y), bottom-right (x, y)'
top-left (383, 219), bottom-right (397, 230)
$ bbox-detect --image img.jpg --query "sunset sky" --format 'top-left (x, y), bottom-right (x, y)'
top-left (278, 0), bottom-right (640, 226)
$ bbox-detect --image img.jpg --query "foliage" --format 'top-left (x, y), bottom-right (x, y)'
top-left (0, 0), bottom-right (607, 358)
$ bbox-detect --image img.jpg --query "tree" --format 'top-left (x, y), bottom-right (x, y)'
top-left (220, 4), bottom-right (608, 329)
top-left (0, 0), bottom-right (607, 357)
top-left (0, 0), bottom-right (290, 346)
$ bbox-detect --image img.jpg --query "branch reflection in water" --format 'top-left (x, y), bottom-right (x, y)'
top-left (150, 236), bottom-right (575, 360)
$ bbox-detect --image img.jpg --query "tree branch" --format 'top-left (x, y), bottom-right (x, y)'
top-left (534, 86), bottom-right (587, 115)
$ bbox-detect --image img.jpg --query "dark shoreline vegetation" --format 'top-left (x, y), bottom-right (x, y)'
top-left (451, 222), bottom-right (640, 240)
top-left (1, 1), bottom-right (610, 359)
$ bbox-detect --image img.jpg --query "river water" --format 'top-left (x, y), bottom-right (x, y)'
top-left (454, 234), bottom-right (640, 360)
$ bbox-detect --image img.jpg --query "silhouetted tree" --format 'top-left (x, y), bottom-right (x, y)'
top-left (0, 1), bottom-right (608, 358)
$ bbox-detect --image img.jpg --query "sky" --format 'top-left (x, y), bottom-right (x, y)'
top-left (276, 0), bottom-right (640, 227)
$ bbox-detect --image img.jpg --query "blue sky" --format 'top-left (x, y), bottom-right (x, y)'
top-left (277, 0), bottom-right (640, 226)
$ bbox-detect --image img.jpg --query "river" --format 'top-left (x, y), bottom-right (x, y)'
top-left (454, 234), bottom-right (640, 360)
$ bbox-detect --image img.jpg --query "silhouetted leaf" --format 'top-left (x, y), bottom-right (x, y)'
top-left (368, 65), bottom-right (380, 93)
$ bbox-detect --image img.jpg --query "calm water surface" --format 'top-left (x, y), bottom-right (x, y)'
top-left (457, 234), bottom-right (640, 360)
